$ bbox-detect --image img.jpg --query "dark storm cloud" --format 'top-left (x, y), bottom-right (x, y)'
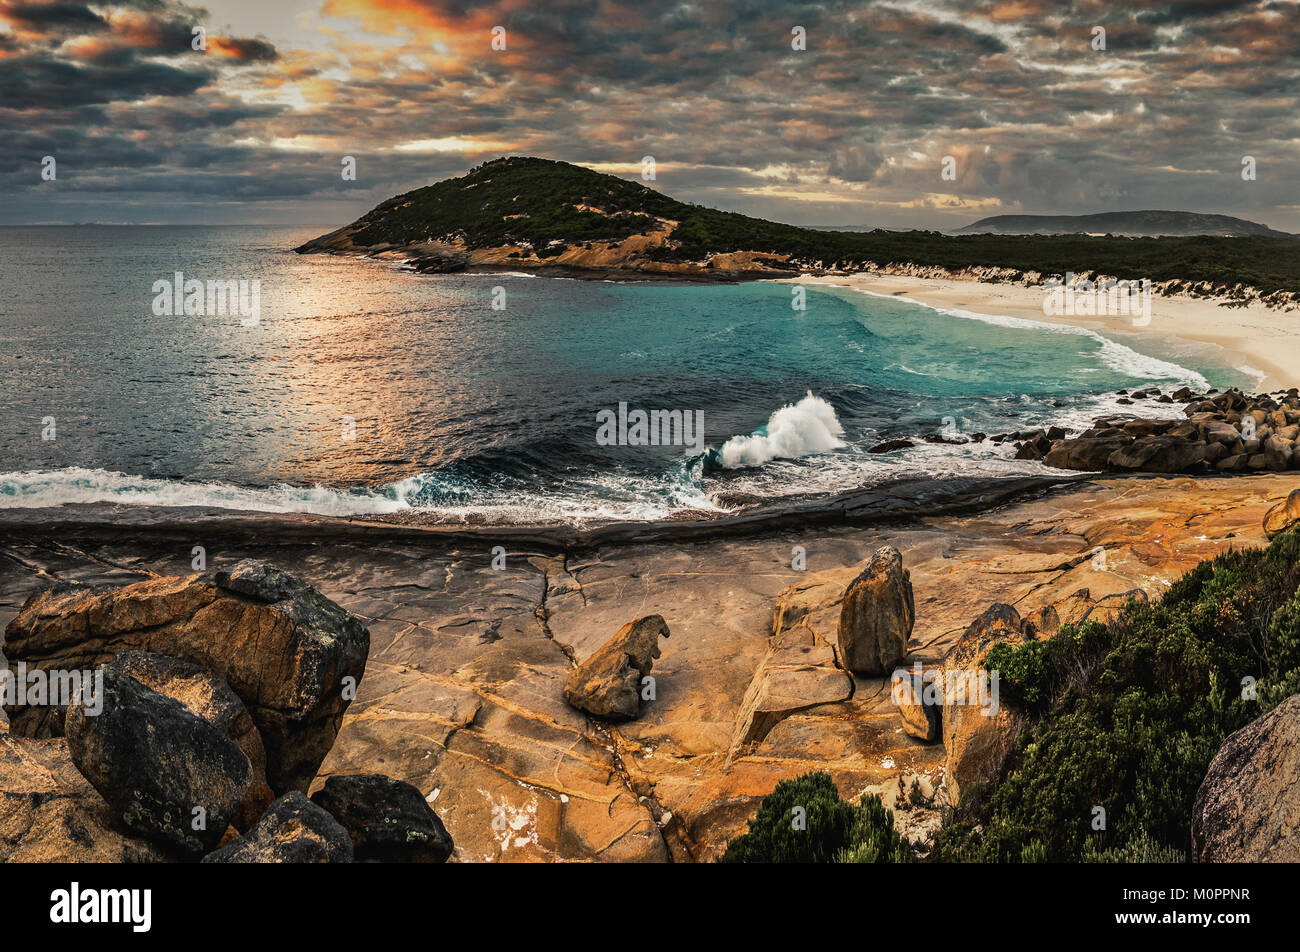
top-left (0, 1), bottom-right (107, 31)
top-left (209, 36), bottom-right (277, 61)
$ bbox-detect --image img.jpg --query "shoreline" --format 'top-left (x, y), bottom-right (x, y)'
top-left (5, 471), bottom-right (1297, 860)
top-left (0, 473), bottom-right (1084, 549)
top-left (787, 272), bottom-right (1294, 392)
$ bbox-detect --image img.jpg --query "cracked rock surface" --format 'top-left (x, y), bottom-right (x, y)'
top-left (0, 473), bottom-right (1290, 861)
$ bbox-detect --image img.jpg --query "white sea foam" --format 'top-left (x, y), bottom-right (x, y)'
top-left (835, 285), bottom-right (1211, 391)
top-left (0, 467), bottom-right (410, 516)
top-left (717, 391), bottom-right (847, 468)
top-left (0, 466), bottom-right (726, 525)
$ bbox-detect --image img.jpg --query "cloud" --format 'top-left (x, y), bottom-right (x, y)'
top-left (0, 0), bottom-right (1296, 231)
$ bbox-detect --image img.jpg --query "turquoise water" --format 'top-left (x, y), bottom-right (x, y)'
top-left (0, 226), bottom-right (1249, 524)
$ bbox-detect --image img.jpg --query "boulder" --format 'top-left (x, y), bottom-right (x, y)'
top-left (1043, 435), bottom-right (1132, 471)
top-left (836, 545), bottom-right (914, 675)
top-left (110, 651), bottom-right (274, 832)
top-left (1217, 453), bottom-right (1250, 473)
top-left (946, 603), bottom-right (1025, 669)
top-left (1264, 488), bottom-right (1300, 539)
top-left (1202, 441), bottom-right (1228, 465)
top-left (1024, 604), bottom-right (1060, 640)
top-left (202, 791), bottom-right (353, 863)
top-left (310, 774), bottom-right (453, 863)
top-left (941, 604), bottom-right (1027, 808)
top-left (891, 667), bottom-right (941, 742)
top-left (3, 560), bottom-right (370, 793)
top-left (65, 665), bottom-right (251, 856)
top-left (1122, 419), bottom-right (1173, 438)
top-left (1201, 420), bottom-right (1241, 445)
top-left (1107, 435), bottom-right (1206, 473)
top-left (1192, 695), bottom-right (1300, 862)
top-left (563, 614), bottom-right (669, 719)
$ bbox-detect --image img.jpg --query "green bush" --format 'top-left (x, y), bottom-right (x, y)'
top-left (936, 531), bottom-right (1300, 862)
top-left (720, 771), bottom-right (911, 863)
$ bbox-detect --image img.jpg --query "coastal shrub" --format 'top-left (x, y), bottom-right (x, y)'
top-left (835, 794), bottom-right (913, 864)
top-left (720, 771), bottom-right (910, 863)
top-left (937, 530), bottom-right (1300, 862)
top-left (1261, 591), bottom-right (1300, 711)
top-left (1080, 829), bottom-right (1186, 863)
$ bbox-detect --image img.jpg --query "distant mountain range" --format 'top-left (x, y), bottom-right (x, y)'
top-left (954, 211), bottom-right (1291, 238)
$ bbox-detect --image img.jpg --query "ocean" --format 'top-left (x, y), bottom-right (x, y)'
top-left (0, 225), bottom-right (1251, 526)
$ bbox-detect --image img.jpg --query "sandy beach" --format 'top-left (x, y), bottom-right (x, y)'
top-left (788, 273), bottom-right (1300, 392)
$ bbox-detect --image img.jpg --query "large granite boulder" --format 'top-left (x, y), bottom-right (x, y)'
top-left (0, 731), bottom-right (166, 863)
top-left (203, 791), bottom-right (353, 863)
top-left (110, 651), bottom-right (274, 832)
top-left (563, 615), bottom-right (669, 719)
top-left (1192, 694), bottom-right (1300, 862)
top-left (1107, 435), bottom-right (1206, 473)
top-left (3, 560), bottom-right (369, 793)
top-left (941, 604), bottom-right (1027, 808)
top-left (65, 664), bottom-right (251, 856)
top-left (310, 773), bottom-right (453, 862)
top-left (1264, 488), bottom-right (1300, 540)
top-left (1043, 435), bottom-right (1132, 470)
top-left (837, 545), bottom-right (914, 675)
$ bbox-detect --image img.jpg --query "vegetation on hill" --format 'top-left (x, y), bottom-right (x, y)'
top-left (723, 531), bottom-right (1300, 863)
top-left (940, 530), bottom-right (1300, 861)
top-left (303, 156), bottom-right (1300, 294)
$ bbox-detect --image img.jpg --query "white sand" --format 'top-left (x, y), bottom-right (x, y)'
top-left (786, 273), bottom-right (1299, 392)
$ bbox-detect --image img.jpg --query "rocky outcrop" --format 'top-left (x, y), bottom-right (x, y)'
top-left (203, 792), bottom-right (354, 863)
top-left (1042, 387), bottom-right (1300, 475)
top-left (65, 664), bottom-right (251, 856)
top-left (1107, 435), bottom-right (1206, 472)
top-left (729, 622), bottom-right (853, 755)
top-left (3, 560), bottom-right (369, 793)
top-left (110, 651), bottom-right (273, 832)
top-left (837, 545), bottom-right (914, 675)
top-left (563, 615), bottom-right (669, 719)
top-left (310, 773), bottom-right (453, 863)
top-left (1264, 488), bottom-right (1300, 539)
top-left (1046, 587), bottom-right (1148, 630)
top-left (4, 470), bottom-right (1292, 862)
top-left (941, 604), bottom-right (1027, 808)
top-left (1192, 694), bottom-right (1300, 862)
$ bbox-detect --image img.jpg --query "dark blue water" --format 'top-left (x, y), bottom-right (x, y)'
top-left (0, 226), bottom-right (1247, 524)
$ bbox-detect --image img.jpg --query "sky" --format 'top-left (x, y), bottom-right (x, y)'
top-left (2, 0), bottom-right (1298, 230)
